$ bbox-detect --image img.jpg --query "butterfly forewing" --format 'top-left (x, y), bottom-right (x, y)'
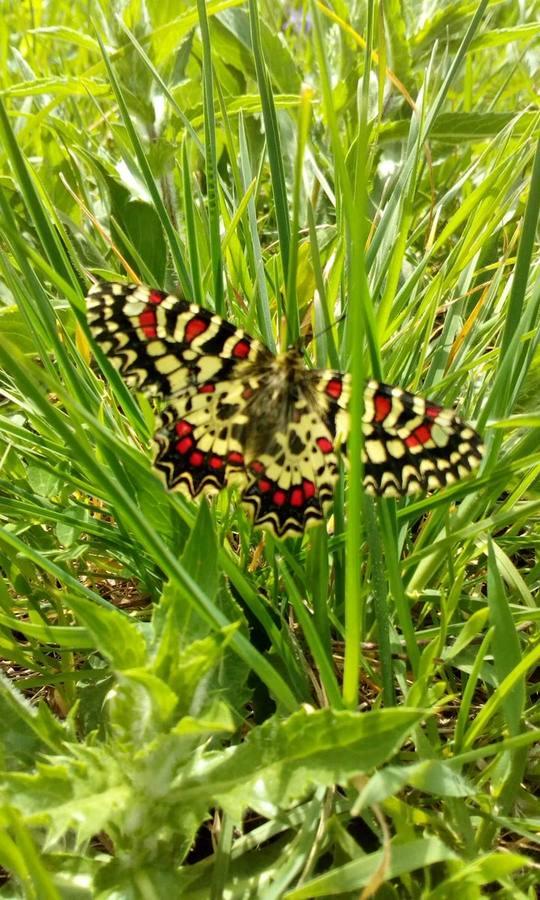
top-left (86, 281), bottom-right (484, 536)
top-left (86, 282), bottom-right (266, 396)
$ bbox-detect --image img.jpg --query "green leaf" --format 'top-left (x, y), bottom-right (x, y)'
top-left (176, 707), bottom-right (426, 819)
top-left (0, 805), bottom-right (62, 900)
top-left (153, 624), bottom-right (241, 720)
top-left (354, 760), bottom-right (475, 813)
top-left (0, 672), bottom-right (67, 756)
top-left (470, 23), bottom-right (540, 50)
top-left (0, 304), bottom-right (37, 355)
top-left (4, 750), bottom-right (131, 849)
top-left (106, 669), bottom-right (179, 741)
top-left (110, 197), bottom-right (167, 286)
top-left (181, 498), bottom-right (220, 609)
top-left (487, 538), bottom-right (525, 737)
top-left (379, 111), bottom-right (539, 143)
top-left (215, 9), bottom-right (301, 94)
top-left (429, 851), bottom-right (534, 897)
top-left (26, 466), bottom-right (61, 498)
top-left (66, 594), bottom-right (147, 671)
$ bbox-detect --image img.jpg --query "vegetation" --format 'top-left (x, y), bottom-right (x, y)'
top-left (0, 0), bottom-right (539, 896)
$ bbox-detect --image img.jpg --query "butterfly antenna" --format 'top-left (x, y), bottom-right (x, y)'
top-left (309, 311), bottom-right (346, 345)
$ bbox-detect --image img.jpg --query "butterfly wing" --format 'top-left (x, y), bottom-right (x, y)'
top-left (153, 381), bottom-right (251, 497)
top-left (86, 282), bottom-right (268, 397)
top-left (361, 379), bottom-right (483, 496)
top-left (87, 281), bottom-right (271, 497)
top-left (309, 372), bottom-right (483, 497)
top-left (239, 370), bottom-right (344, 537)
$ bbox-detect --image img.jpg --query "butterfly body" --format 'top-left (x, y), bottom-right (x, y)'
top-left (87, 282), bottom-right (483, 537)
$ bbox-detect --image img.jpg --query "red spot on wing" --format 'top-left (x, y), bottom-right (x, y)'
top-left (326, 378), bottom-right (343, 400)
top-left (250, 460), bottom-right (265, 474)
top-left (413, 424), bottom-right (432, 445)
top-left (273, 489), bottom-right (287, 506)
top-left (242, 386), bottom-right (254, 400)
top-left (374, 393), bottom-right (392, 422)
top-left (198, 383), bottom-right (215, 394)
top-left (139, 308), bottom-right (157, 339)
top-left (316, 437), bottom-right (333, 454)
top-left (209, 455), bottom-right (224, 470)
top-left (227, 451), bottom-right (244, 466)
top-left (189, 450), bottom-right (204, 467)
top-left (176, 436), bottom-right (193, 454)
top-left (149, 290), bottom-right (165, 305)
top-left (232, 339), bottom-right (251, 359)
top-left (290, 487), bottom-right (304, 507)
top-left (302, 479), bottom-right (316, 499)
top-left (184, 316), bottom-right (209, 344)
top-left (175, 420), bottom-right (193, 437)
top-left (426, 404), bottom-right (442, 419)
top-left (404, 434), bottom-right (420, 448)
top-left (257, 478), bottom-right (272, 492)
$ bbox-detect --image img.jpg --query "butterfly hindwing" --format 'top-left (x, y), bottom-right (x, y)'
top-left (361, 380), bottom-right (483, 496)
top-left (153, 379), bottom-right (249, 498)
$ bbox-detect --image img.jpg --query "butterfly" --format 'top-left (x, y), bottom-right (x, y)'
top-left (86, 282), bottom-right (484, 538)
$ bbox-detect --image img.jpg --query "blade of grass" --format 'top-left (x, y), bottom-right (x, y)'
top-left (238, 114), bottom-right (275, 349)
top-left (281, 562), bottom-right (342, 708)
top-left (0, 95), bottom-right (77, 290)
top-left (285, 85), bottom-right (312, 345)
top-left (196, 0), bottom-right (224, 315)
top-left (311, 0), bottom-right (373, 708)
top-left (248, 0), bottom-right (290, 290)
top-left (364, 499), bottom-right (395, 705)
top-left (461, 640), bottom-right (540, 751)
top-left (95, 31), bottom-right (192, 297)
top-left (367, 0), bottom-right (490, 268)
top-left (474, 538), bottom-right (528, 851)
top-left (307, 202), bottom-right (339, 369)
top-left (182, 139), bottom-right (204, 307)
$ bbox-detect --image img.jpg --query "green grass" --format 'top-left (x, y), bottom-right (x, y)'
top-left (0, 1), bottom-right (539, 897)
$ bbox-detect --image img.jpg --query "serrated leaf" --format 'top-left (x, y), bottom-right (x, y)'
top-left (0, 671), bottom-right (67, 756)
top-left (106, 669), bottom-right (179, 741)
top-left (4, 749), bottom-right (130, 849)
top-left (470, 23), bottom-right (540, 50)
top-left (5, 77), bottom-right (109, 97)
top-left (175, 707), bottom-right (426, 820)
top-left (379, 112), bottom-right (538, 143)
